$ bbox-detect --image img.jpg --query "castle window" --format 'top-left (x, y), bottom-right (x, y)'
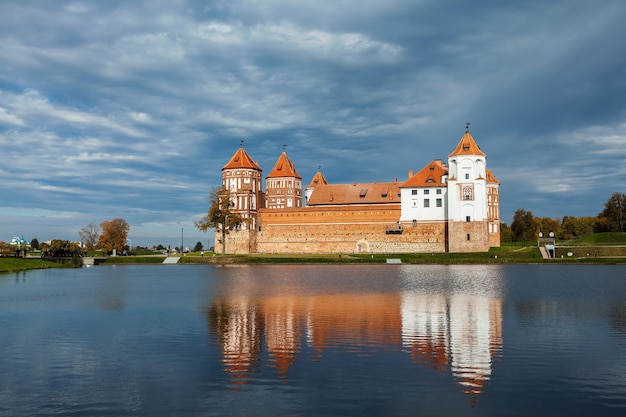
top-left (436, 198), bottom-right (442, 207)
top-left (424, 189), bottom-right (429, 195)
top-left (465, 173), bottom-right (470, 180)
top-left (436, 189), bottom-right (442, 194)
top-left (412, 219), bottom-right (417, 227)
top-left (466, 216), bottom-right (471, 222)
top-left (412, 189), bottom-right (417, 195)
top-left (467, 234), bottom-right (471, 240)
top-left (424, 199), bottom-right (430, 208)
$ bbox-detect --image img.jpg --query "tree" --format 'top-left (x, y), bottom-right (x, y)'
top-left (500, 222), bottom-right (513, 242)
top-left (561, 216), bottom-right (596, 240)
top-left (30, 238), bottom-right (40, 250)
top-left (97, 218), bottom-right (130, 254)
top-left (79, 222), bottom-right (100, 250)
top-left (195, 187), bottom-right (243, 255)
top-left (510, 208), bottom-right (538, 242)
top-left (44, 240), bottom-right (81, 257)
top-left (597, 192), bottom-right (625, 232)
top-left (537, 217), bottom-right (561, 238)
top-left (193, 241), bottom-right (204, 252)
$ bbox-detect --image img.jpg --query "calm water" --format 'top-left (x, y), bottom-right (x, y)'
top-left (1, 264), bottom-right (625, 417)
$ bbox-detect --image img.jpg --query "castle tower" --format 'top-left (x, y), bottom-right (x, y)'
top-left (486, 168), bottom-right (501, 247)
top-left (447, 129), bottom-right (496, 252)
top-left (222, 144), bottom-right (264, 232)
top-left (305, 168), bottom-right (328, 205)
top-left (265, 148), bottom-right (302, 209)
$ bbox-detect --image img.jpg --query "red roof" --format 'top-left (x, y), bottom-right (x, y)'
top-left (486, 168), bottom-right (500, 184)
top-left (222, 147), bottom-right (262, 171)
top-left (401, 160), bottom-right (448, 188)
top-left (266, 151), bottom-right (302, 179)
top-left (307, 181), bottom-right (401, 205)
top-left (449, 131), bottom-right (486, 157)
top-left (307, 170), bottom-right (329, 188)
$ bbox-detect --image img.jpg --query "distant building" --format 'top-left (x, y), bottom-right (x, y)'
top-left (220, 129), bottom-right (500, 254)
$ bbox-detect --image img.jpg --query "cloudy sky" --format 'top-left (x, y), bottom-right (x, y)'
top-left (1, 0), bottom-right (625, 247)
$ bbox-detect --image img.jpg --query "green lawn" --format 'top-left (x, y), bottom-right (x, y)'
top-left (0, 257), bottom-right (64, 273)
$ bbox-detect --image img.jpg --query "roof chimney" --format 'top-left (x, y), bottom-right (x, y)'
top-left (408, 170), bottom-right (414, 179)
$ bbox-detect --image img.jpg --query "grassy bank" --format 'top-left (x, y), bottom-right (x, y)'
top-left (0, 257), bottom-right (64, 273)
top-left (172, 246), bottom-right (626, 265)
top-left (5, 243), bottom-right (625, 273)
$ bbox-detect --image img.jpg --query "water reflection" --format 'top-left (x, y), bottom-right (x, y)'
top-left (206, 265), bottom-right (503, 398)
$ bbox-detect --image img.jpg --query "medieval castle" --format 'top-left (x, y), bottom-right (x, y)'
top-left (220, 129), bottom-right (500, 254)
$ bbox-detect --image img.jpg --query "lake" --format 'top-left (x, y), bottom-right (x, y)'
top-left (1, 264), bottom-right (625, 416)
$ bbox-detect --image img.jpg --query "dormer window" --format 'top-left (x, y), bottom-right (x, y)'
top-left (360, 189), bottom-right (368, 198)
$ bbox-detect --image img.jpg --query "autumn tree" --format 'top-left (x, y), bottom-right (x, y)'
top-left (510, 208), bottom-right (538, 242)
top-left (195, 187), bottom-right (243, 255)
top-left (500, 222), bottom-right (513, 242)
top-left (98, 218), bottom-right (130, 254)
top-left (78, 222), bottom-right (100, 250)
top-left (597, 192), bottom-right (625, 232)
top-left (560, 216), bottom-right (596, 240)
top-left (537, 217), bottom-right (561, 239)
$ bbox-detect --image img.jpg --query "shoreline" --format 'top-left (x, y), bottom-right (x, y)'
top-left (3, 250), bottom-right (626, 274)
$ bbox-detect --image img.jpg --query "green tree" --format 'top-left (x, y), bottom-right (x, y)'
top-left (195, 187), bottom-right (243, 255)
top-left (500, 222), bottom-right (513, 242)
top-left (597, 192), bottom-right (625, 232)
top-left (46, 240), bottom-right (81, 257)
top-left (510, 208), bottom-right (538, 242)
top-left (30, 238), bottom-right (40, 250)
top-left (193, 241), bottom-right (204, 252)
top-left (97, 218), bottom-right (130, 254)
top-left (78, 222), bottom-right (100, 250)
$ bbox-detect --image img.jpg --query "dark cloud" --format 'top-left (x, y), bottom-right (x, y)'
top-left (0, 0), bottom-right (624, 245)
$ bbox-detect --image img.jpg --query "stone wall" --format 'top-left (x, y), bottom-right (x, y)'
top-left (223, 229), bottom-right (255, 254)
top-left (447, 220), bottom-right (490, 253)
top-left (223, 205), bottom-right (497, 254)
top-left (255, 205), bottom-right (447, 254)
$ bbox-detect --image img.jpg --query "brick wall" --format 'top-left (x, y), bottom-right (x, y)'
top-left (447, 220), bottom-right (490, 252)
top-left (255, 205), bottom-right (446, 254)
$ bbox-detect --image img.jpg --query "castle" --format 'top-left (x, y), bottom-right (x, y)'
top-left (220, 129), bottom-right (500, 254)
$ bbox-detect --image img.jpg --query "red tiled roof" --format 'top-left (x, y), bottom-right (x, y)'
top-left (486, 168), bottom-right (500, 184)
top-left (307, 170), bottom-right (328, 187)
top-left (266, 151), bottom-right (302, 179)
top-left (449, 131), bottom-right (486, 157)
top-left (401, 160), bottom-right (448, 188)
top-left (307, 181), bottom-right (401, 205)
top-left (222, 147), bottom-right (262, 171)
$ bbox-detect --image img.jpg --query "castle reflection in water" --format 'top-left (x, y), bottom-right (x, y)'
top-left (206, 267), bottom-right (503, 397)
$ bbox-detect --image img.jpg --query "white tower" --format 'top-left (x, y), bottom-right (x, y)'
top-left (447, 128), bottom-right (496, 252)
